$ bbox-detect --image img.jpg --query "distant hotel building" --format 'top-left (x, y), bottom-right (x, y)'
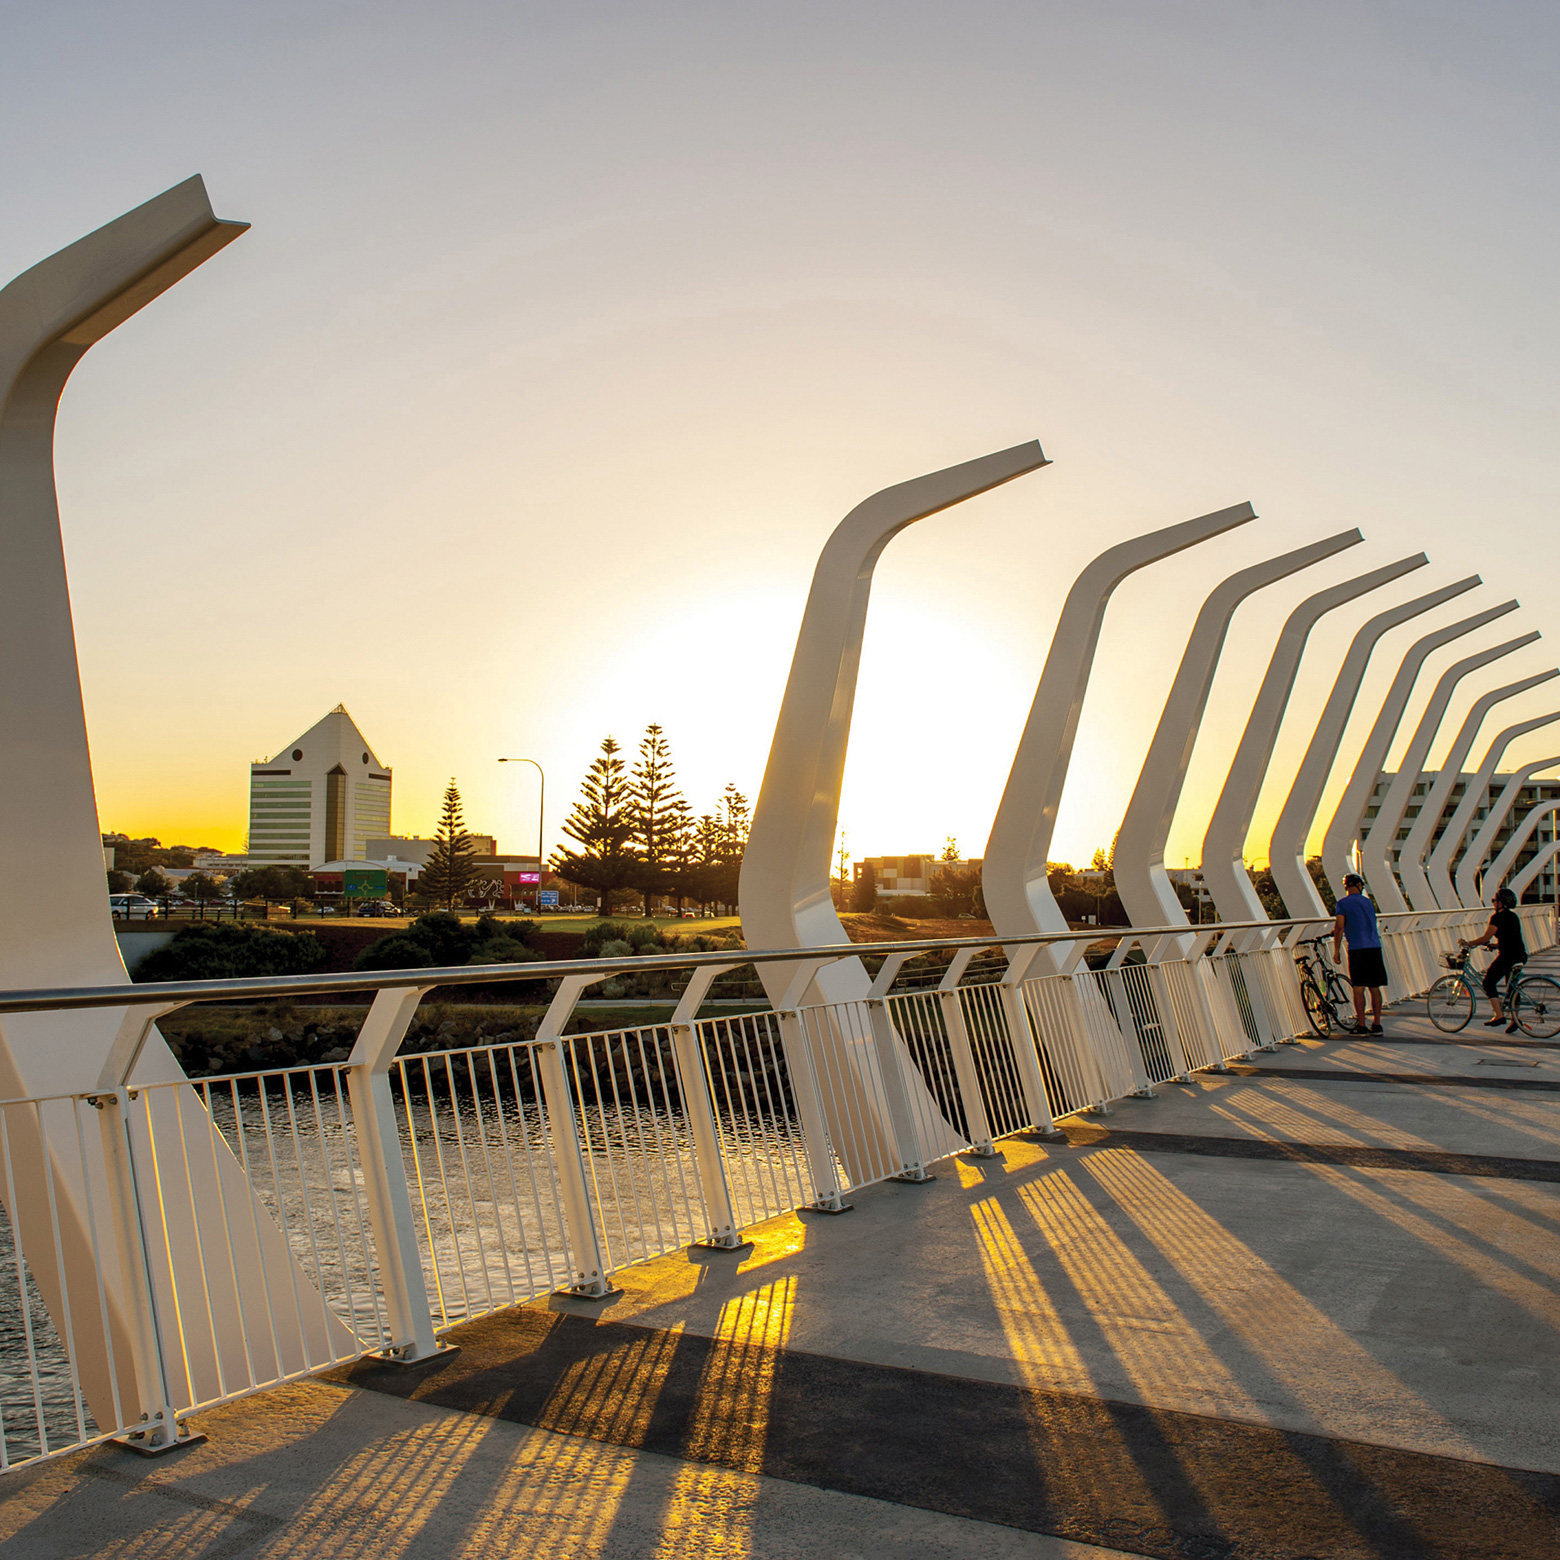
top-left (247, 706), bottom-right (391, 867)
top-left (1363, 770), bottom-right (1560, 901)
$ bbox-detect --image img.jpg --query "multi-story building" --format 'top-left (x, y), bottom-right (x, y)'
top-left (1361, 771), bottom-right (1560, 901)
top-left (247, 706), bottom-right (392, 867)
top-left (365, 834), bottom-right (497, 867)
top-left (851, 854), bottom-right (983, 900)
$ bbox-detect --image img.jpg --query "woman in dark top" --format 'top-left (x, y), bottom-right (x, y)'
top-left (1459, 886), bottom-right (1529, 1031)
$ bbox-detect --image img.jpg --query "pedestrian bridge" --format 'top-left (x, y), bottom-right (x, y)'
top-left (6, 178), bottom-right (1560, 1558)
top-left (5, 936), bottom-right (1560, 1559)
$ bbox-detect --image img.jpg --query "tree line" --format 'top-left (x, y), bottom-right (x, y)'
top-left (552, 725), bottom-right (749, 916)
top-left (407, 727), bottom-right (750, 918)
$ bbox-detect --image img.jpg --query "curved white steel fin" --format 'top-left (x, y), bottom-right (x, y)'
top-left (1456, 756), bottom-right (1560, 906)
top-left (1509, 838), bottom-right (1560, 903)
top-left (0, 181), bottom-right (358, 1434)
top-left (0, 177), bottom-right (247, 1032)
top-left (740, 441), bottom-right (1049, 1005)
top-left (1482, 799), bottom-right (1560, 895)
top-left (1200, 553), bottom-right (1427, 925)
top-left (1114, 530), bottom-right (1363, 933)
top-left (1359, 629), bottom-right (1536, 911)
top-left (1428, 709), bottom-right (1560, 907)
top-left (1318, 597), bottom-right (1516, 903)
top-left (982, 501), bottom-right (1256, 962)
top-left (1265, 576), bottom-right (1480, 919)
top-left (0, 179), bottom-right (250, 1105)
top-left (1397, 668), bottom-right (1559, 910)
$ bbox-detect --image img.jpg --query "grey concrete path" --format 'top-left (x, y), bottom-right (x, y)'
top-left (1091, 1054), bottom-right (1560, 1160)
top-left (582, 1098), bottom-right (1560, 1474)
top-left (0, 1380), bottom-right (1132, 1559)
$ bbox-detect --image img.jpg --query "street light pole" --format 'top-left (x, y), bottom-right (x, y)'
top-left (498, 757), bottom-right (545, 910)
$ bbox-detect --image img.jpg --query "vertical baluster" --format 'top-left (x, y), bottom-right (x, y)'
top-left (343, 987), bottom-right (445, 1364)
top-left (670, 967), bottom-right (744, 1248)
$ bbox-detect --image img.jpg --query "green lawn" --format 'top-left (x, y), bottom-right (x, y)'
top-left (529, 914), bottom-right (741, 937)
top-left (276, 910), bottom-right (743, 938)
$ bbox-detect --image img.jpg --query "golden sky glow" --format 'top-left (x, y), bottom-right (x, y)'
top-left (6, 5), bottom-right (1558, 868)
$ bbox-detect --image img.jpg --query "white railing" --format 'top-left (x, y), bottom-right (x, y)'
top-left (0, 903), bottom-right (1551, 1470)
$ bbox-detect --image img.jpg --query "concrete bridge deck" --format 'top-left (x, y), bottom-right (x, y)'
top-left (6, 963), bottom-right (1560, 1559)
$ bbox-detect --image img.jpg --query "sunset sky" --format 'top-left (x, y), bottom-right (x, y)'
top-left (4, 2), bottom-right (1559, 871)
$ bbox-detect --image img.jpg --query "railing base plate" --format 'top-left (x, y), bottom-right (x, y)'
top-left (692, 1236), bottom-right (752, 1253)
top-left (371, 1342), bottom-right (460, 1370)
top-left (890, 1170), bottom-right (937, 1183)
top-left (114, 1425), bottom-right (206, 1458)
top-left (554, 1284), bottom-right (623, 1302)
top-left (800, 1200), bottom-right (854, 1215)
top-left (1022, 1128), bottom-right (1069, 1143)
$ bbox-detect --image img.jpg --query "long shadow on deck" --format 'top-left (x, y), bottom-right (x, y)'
top-left (335, 1302), bottom-right (1560, 1560)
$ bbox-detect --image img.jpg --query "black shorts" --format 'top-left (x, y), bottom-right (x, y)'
top-left (1347, 947), bottom-right (1388, 990)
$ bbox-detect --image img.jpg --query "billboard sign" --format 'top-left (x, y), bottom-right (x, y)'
top-left (343, 867), bottom-right (387, 899)
top-left (517, 870), bottom-right (541, 884)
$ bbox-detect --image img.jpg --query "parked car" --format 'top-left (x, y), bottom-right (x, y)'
top-left (109, 894), bottom-right (159, 919)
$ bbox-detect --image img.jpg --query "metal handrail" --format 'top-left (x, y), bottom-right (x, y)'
top-left (0, 906), bottom-right (1497, 1014)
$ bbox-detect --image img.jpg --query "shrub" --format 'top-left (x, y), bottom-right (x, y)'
top-left (580, 920), bottom-right (665, 957)
top-left (354, 912), bottom-right (546, 978)
top-left (354, 929), bottom-right (445, 972)
top-left (467, 937), bottom-right (543, 968)
top-left (134, 923), bottom-right (329, 983)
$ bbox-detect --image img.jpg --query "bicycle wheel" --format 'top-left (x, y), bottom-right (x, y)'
top-left (1325, 975), bottom-right (1355, 1024)
top-left (1427, 976), bottom-right (1474, 1033)
top-left (1301, 978), bottom-right (1332, 1037)
top-left (1514, 975), bottom-right (1560, 1040)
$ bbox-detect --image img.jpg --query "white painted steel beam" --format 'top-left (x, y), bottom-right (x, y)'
top-left (740, 443), bottom-right (1048, 1004)
top-left (0, 179), bottom-right (355, 1439)
top-left (1428, 710), bottom-right (1560, 908)
top-left (669, 964), bottom-right (745, 1249)
top-left (1457, 759), bottom-right (1560, 906)
top-left (1115, 530), bottom-right (1363, 936)
top-left (1266, 576), bottom-right (1480, 919)
top-left (1359, 630), bottom-right (1536, 911)
top-left (0, 177), bottom-right (245, 1066)
top-left (983, 502), bottom-right (1256, 966)
top-left (1201, 554), bottom-right (1427, 926)
top-left (738, 445), bottom-right (1047, 1173)
top-left (346, 988), bottom-right (443, 1361)
top-left (1320, 598), bottom-right (1517, 904)
top-left (1482, 800), bottom-right (1560, 897)
top-left (1398, 669), bottom-right (1559, 910)
top-left (1509, 839), bottom-right (1560, 903)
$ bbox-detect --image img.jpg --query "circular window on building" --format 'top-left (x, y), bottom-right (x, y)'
top-left (292, 749), bottom-right (303, 761)
top-left (362, 752), bottom-right (369, 764)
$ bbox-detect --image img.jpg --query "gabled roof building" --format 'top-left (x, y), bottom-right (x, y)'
top-left (246, 705), bottom-right (392, 867)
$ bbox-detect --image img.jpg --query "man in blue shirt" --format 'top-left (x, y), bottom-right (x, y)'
top-left (1332, 873), bottom-right (1386, 1034)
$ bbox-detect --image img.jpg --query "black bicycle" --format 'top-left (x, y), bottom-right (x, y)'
top-left (1426, 948), bottom-right (1560, 1039)
top-left (1294, 935), bottom-right (1354, 1037)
